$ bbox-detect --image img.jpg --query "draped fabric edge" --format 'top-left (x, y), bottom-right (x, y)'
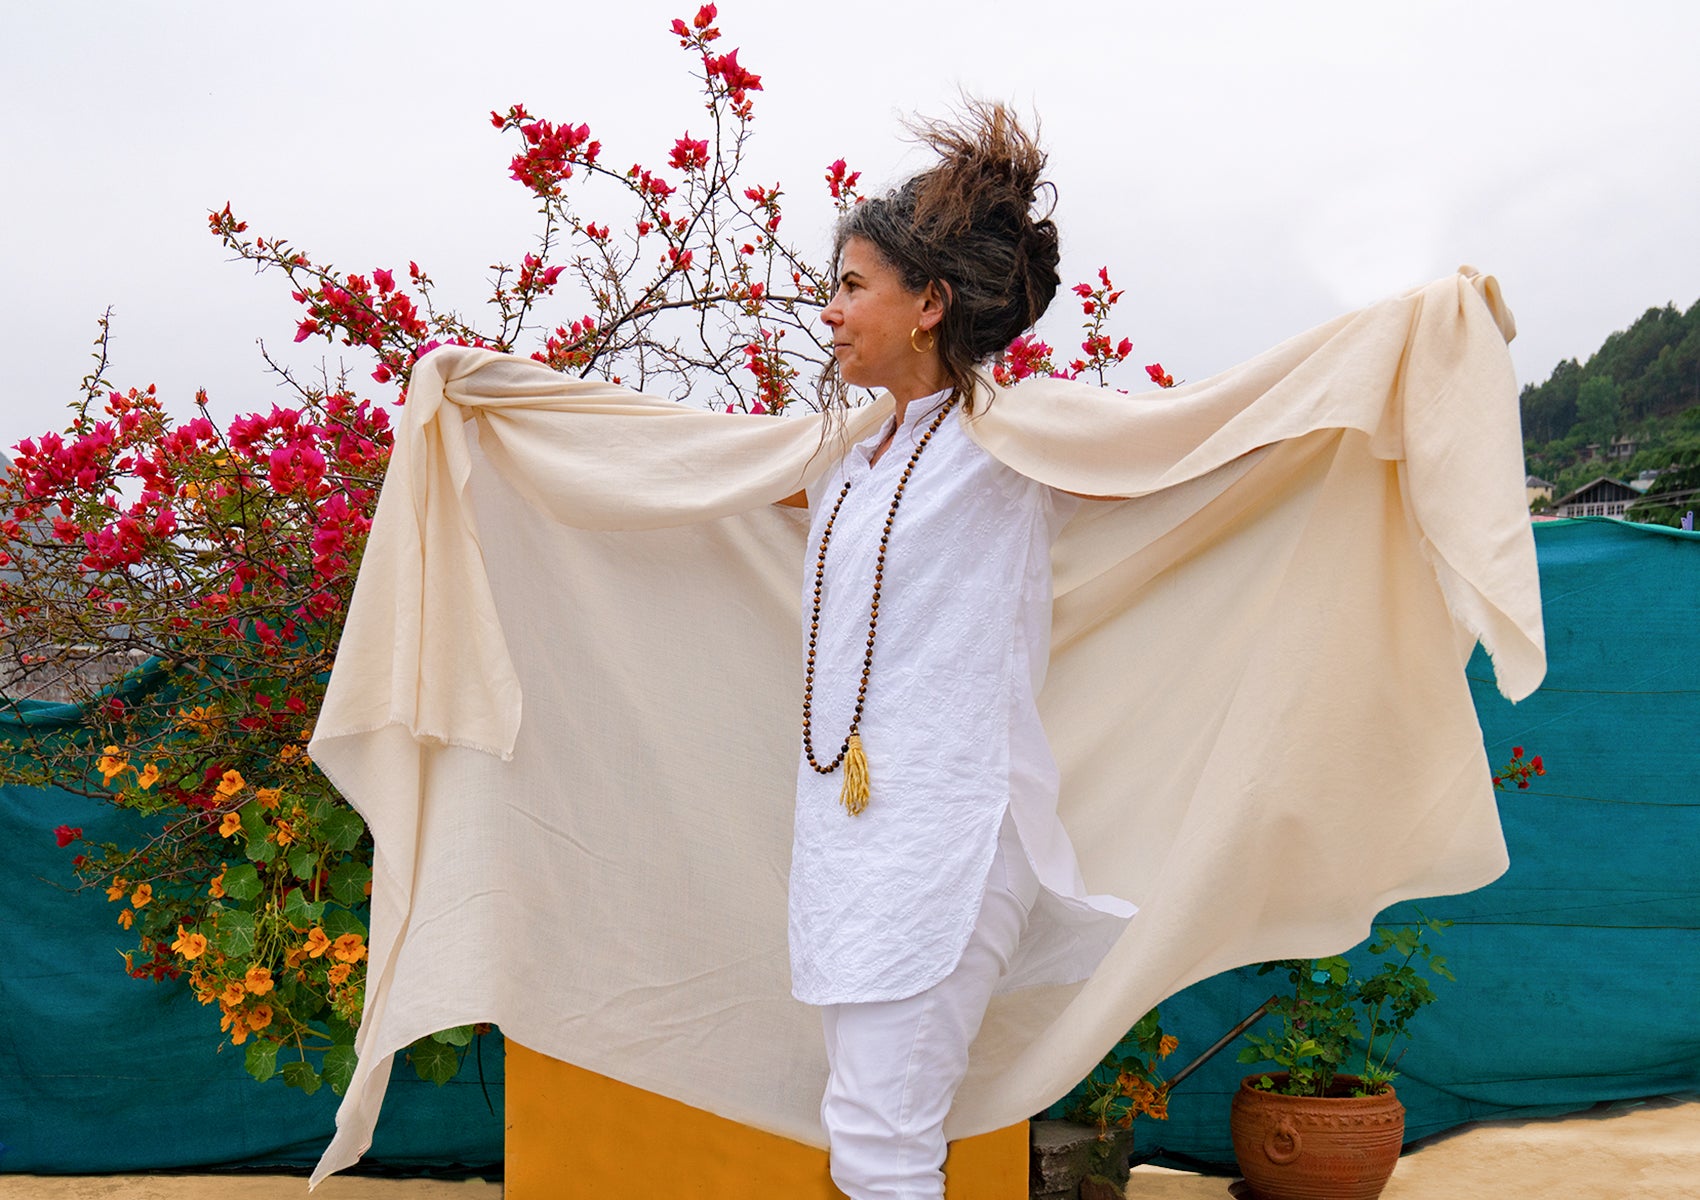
top-left (307, 266), bottom-right (1542, 1187)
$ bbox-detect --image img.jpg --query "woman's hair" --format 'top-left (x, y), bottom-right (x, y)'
top-left (819, 99), bottom-right (1062, 417)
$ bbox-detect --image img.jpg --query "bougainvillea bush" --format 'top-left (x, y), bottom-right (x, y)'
top-left (2, 4), bottom-right (1159, 1096)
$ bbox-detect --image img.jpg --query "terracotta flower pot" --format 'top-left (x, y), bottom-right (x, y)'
top-left (1229, 1073), bottom-right (1404, 1200)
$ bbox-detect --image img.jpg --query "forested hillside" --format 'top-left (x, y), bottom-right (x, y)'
top-left (1520, 297), bottom-right (1700, 523)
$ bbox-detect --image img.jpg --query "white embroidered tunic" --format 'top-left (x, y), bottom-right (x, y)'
top-left (790, 390), bottom-right (1136, 1006)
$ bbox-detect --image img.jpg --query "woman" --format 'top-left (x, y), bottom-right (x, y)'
top-left (309, 97), bottom-right (1536, 1194)
top-left (786, 102), bottom-right (1133, 1200)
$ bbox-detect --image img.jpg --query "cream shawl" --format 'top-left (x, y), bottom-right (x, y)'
top-left (308, 268), bottom-right (1541, 1184)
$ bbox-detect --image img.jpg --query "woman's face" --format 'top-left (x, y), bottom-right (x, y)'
top-left (821, 236), bottom-right (945, 399)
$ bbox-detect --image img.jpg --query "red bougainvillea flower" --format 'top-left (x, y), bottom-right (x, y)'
top-left (54, 824), bottom-right (82, 847)
top-left (669, 135), bottom-right (710, 172)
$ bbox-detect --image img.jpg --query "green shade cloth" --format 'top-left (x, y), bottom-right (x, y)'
top-left (5, 517), bottom-right (1692, 1173)
top-left (1105, 518), bottom-right (1700, 1169)
top-left (0, 760), bottom-right (503, 1172)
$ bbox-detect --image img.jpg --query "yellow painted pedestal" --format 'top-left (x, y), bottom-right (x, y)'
top-left (506, 1042), bottom-right (1028, 1199)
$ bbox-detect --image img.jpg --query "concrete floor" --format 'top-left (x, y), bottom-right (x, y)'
top-left (3, 1093), bottom-right (1694, 1199)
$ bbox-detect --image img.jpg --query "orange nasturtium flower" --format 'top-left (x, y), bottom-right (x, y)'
top-left (117, 909), bottom-right (134, 930)
top-left (136, 762), bottom-right (161, 790)
top-left (244, 965), bottom-right (275, 995)
top-left (216, 769), bottom-right (246, 797)
top-left (255, 786), bottom-right (282, 810)
top-left (178, 704), bottom-right (220, 733)
top-left (327, 962), bottom-right (352, 986)
top-left (130, 882), bottom-right (153, 908)
top-left (172, 926), bottom-right (209, 960)
top-left (303, 927), bottom-right (332, 958)
top-left (224, 1012), bottom-right (249, 1046)
top-left (1158, 1035), bottom-right (1179, 1059)
top-left (97, 746), bottom-right (128, 784)
top-left (105, 877), bottom-right (128, 902)
top-left (331, 933), bottom-right (368, 964)
top-left (208, 868), bottom-right (226, 899)
top-left (247, 1003), bottom-right (274, 1031)
top-left (218, 812), bottom-right (242, 838)
top-left (273, 821), bottom-right (295, 847)
top-left (221, 981), bottom-right (247, 1007)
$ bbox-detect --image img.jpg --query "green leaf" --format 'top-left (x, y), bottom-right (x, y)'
top-left (409, 1036), bottom-right (460, 1085)
top-left (281, 1059), bottom-right (322, 1095)
top-left (217, 910), bottom-right (256, 957)
top-left (432, 1024), bottom-right (475, 1047)
top-left (239, 801), bottom-right (268, 840)
top-left (245, 833), bottom-right (277, 864)
top-left (322, 907), bottom-right (367, 940)
top-left (282, 887), bottom-right (325, 928)
top-left (221, 863), bottom-right (262, 901)
top-left (328, 860), bottom-right (371, 906)
top-left (287, 846), bottom-right (319, 882)
top-left (321, 809), bottom-right (366, 853)
top-left (245, 1038), bottom-right (279, 1083)
top-left (323, 1045), bottom-right (358, 1096)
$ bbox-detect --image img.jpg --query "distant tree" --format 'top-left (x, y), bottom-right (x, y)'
top-left (1575, 376), bottom-right (1622, 452)
top-left (1627, 444), bottom-right (1700, 527)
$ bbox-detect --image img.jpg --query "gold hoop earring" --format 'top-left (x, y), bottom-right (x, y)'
top-left (910, 326), bottom-right (936, 354)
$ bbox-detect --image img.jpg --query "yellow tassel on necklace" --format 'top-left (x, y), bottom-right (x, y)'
top-left (840, 733), bottom-right (870, 816)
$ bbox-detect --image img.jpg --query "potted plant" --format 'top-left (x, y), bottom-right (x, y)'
top-left (1227, 745), bottom-right (1542, 1200)
top-left (1227, 913), bottom-right (1453, 1200)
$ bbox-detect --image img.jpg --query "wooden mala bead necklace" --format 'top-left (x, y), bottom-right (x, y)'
top-left (802, 395), bottom-right (959, 815)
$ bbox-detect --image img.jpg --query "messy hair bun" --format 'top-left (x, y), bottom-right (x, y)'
top-left (825, 99), bottom-right (1061, 413)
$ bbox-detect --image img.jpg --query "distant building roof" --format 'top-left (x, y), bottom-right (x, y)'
top-left (1525, 475), bottom-right (1553, 488)
top-left (1553, 476), bottom-right (1639, 508)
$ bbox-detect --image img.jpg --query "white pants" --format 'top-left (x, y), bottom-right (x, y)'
top-left (818, 812), bottom-right (1041, 1200)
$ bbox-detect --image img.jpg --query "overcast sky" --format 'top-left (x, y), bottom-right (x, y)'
top-left (3, 0), bottom-right (1695, 456)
